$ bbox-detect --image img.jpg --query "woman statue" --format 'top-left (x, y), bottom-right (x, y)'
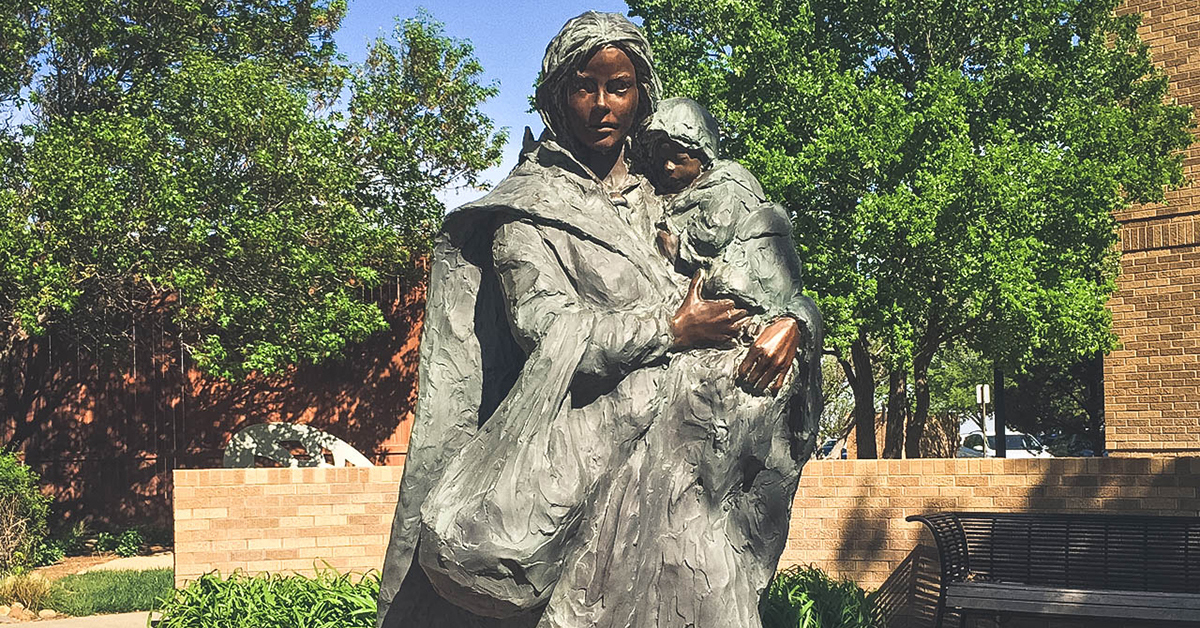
top-left (377, 12), bottom-right (822, 628)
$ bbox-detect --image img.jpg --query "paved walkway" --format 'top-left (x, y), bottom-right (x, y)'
top-left (22, 612), bottom-right (154, 627)
top-left (77, 553), bottom-right (173, 574)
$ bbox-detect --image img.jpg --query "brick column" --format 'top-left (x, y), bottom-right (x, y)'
top-left (1106, 0), bottom-right (1200, 455)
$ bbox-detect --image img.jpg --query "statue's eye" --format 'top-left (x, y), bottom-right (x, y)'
top-left (608, 78), bottom-right (633, 95)
top-left (572, 76), bottom-right (596, 93)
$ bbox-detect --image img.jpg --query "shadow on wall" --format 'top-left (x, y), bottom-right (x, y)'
top-left (795, 457), bottom-right (1200, 628)
top-left (0, 277), bottom-right (426, 527)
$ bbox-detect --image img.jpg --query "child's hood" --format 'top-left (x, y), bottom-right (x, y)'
top-left (644, 97), bottom-right (720, 164)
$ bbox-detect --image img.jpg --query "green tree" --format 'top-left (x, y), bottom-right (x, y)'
top-left (0, 2), bottom-right (505, 378)
top-left (928, 343), bottom-right (990, 430)
top-left (629, 0), bottom-right (1192, 457)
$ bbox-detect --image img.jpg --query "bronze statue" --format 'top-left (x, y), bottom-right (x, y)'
top-left (377, 12), bottom-right (822, 628)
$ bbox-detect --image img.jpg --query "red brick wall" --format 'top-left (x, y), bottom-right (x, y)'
top-left (3, 279), bottom-right (423, 526)
top-left (1106, 0), bottom-right (1200, 455)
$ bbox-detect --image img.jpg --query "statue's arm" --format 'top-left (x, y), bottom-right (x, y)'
top-left (492, 220), bottom-right (674, 378)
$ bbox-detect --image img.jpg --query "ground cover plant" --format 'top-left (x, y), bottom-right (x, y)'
top-left (156, 568), bottom-right (378, 628)
top-left (44, 568), bottom-right (173, 617)
top-left (35, 522), bottom-right (150, 567)
top-left (95, 528), bottom-right (144, 558)
top-left (760, 565), bottom-right (881, 628)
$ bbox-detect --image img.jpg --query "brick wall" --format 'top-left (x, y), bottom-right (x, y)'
top-left (1105, 0), bottom-right (1200, 454)
top-left (782, 457), bottom-right (1200, 590)
top-left (173, 467), bottom-right (402, 586)
top-left (174, 457), bottom-right (1200, 592)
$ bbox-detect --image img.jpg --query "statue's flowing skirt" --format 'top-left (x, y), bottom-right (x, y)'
top-left (419, 344), bottom-right (808, 627)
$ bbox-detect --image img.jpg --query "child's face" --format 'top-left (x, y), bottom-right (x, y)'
top-left (652, 138), bottom-right (704, 193)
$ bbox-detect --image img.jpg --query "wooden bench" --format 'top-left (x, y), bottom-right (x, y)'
top-left (907, 512), bottom-right (1200, 627)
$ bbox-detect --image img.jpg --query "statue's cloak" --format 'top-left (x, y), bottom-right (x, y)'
top-left (376, 138), bottom-right (678, 628)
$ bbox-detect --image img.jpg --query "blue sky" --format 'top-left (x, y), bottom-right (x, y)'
top-left (333, 1), bottom-right (634, 206)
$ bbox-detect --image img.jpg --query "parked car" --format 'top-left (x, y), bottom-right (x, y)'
top-left (1041, 432), bottom-right (1105, 457)
top-left (817, 438), bottom-right (848, 460)
top-left (958, 430), bottom-right (1052, 458)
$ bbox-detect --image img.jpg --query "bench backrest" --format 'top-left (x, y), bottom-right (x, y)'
top-left (914, 512), bottom-right (1200, 593)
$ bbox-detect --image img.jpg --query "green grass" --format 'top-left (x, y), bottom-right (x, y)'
top-left (156, 568), bottom-right (378, 628)
top-left (45, 568), bottom-right (174, 617)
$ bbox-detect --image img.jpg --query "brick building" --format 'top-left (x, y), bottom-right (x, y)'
top-left (1106, 0), bottom-right (1200, 456)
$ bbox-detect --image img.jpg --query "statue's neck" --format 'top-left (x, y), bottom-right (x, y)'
top-left (582, 146), bottom-right (627, 185)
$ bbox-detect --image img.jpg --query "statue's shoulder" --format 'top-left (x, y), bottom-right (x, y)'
top-left (446, 140), bottom-right (590, 232)
top-left (696, 159), bottom-right (767, 200)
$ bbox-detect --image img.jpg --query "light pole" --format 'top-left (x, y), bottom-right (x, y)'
top-left (976, 383), bottom-right (991, 454)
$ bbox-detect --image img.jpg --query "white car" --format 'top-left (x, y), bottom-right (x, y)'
top-left (959, 430), bottom-right (1052, 458)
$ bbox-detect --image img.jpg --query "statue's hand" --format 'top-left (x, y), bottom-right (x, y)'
top-left (671, 271), bottom-right (749, 350)
top-left (738, 317), bottom-right (800, 394)
top-left (656, 228), bottom-right (679, 262)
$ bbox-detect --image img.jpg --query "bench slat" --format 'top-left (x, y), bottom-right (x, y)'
top-left (947, 583), bottom-right (1200, 610)
top-left (947, 596), bottom-right (1200, 621)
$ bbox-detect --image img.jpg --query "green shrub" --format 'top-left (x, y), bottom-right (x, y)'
top-left (114, 528), bottom-right (143, 557)
top-left (94, 531), bottom-right (116, 554)
top-left (0, 452), bottom-right (51, 573)
top-left (760, 565), bottom-right (880, 628)
top-left (32, 539), bottom-right (64, 567)
top-left (157, 568), bottom-right (379, 628)
top-left (46, 568), bottom-right (174, 616)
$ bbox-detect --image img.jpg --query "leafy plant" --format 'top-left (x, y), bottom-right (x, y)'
top-left (46, 568), bottom-right (174, 617)
top-left (58, 521), bottom-right (90, 556)
top-left (0, 452), bottom-right (50, 573)
top-left (93, 532), bottom-right (117, 554)
top-left (761, 565), bottom-right (880, 628)
top-left (156, 567), bottom-right (379, 628)
top-left (113, 528), bottom-right (144, 558)
top-left (0, 573), bottom-right (52, 610)
top-left (31, 539), bottom-right (63, 567)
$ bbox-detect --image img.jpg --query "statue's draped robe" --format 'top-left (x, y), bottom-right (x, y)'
top-left (377, 138), bottom-right (821, 628)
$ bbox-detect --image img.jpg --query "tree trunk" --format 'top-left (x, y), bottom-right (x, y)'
top-left (1087, 350), bottom-right (1105, 453)
top-left (906, 353), bottom-right (932, 459)
top-left (883, 369), bottom-right (906, 458)
top-left (850, 330), bottom-right (878, 459)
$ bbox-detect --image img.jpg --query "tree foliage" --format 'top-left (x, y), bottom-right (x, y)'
top-left (0, 2), bottom-right (505, 377)
top-left (630, 0), bottom-right (1192, 455)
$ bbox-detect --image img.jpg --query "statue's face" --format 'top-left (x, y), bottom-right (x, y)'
top-left (566, 46), bottom-right (639, 156)
top-left (652, 138), bottom-right (704, 193)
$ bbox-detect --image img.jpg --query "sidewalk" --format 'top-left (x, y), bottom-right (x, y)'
top-left (77, 553), bottom-right (172, 574)
top-left (22, 612), bottom-right (153, 628)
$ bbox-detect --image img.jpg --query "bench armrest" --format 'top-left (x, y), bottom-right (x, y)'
top-left (907, 513), bottom-right (971, 628)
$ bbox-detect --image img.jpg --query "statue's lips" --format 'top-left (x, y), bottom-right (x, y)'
top-left (584, 124), bottom-right (619, 136)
